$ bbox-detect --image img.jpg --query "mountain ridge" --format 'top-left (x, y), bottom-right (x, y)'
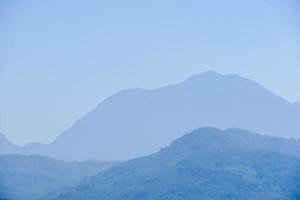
top-left (50, 128), bottom-right (300, 200)
top-left (18, 71), bottom-right (300, 160)
top-left (0, 154), bottom-right (120, 200)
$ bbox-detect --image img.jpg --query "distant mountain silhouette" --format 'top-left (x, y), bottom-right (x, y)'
top-left (0, 133), bottom-right (19, 154)
top-left (0, 154), bottom-right (119, 200)
top-left (21, 71), bottom-right (300, 160)
top-left (50, 128), bottom-right (300, 200)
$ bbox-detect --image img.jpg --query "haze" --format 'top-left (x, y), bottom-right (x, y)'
top-left (0, 0), bottom-right (299, 145)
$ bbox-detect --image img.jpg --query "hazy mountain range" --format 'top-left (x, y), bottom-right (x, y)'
top-left (1, 71), bottom-right (300, 160)
top-left (0, 154), bottom-right (119, 200)
top-left (49, 128), bottom-right (300, 200)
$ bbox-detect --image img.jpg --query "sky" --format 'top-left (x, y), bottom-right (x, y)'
top-left (0, 0), bottom-right (299, 145)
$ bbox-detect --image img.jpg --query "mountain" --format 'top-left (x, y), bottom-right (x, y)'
top-left (0, 133), bottom-right (19, 154)
top-left (50, 128), bottom-right (300, 200)
top-left (0, 154), bottom-right (120, 200)
top-left (22, 71), bottom-right (300, 160)
top-left (294, 102), bottom-right (300, 111)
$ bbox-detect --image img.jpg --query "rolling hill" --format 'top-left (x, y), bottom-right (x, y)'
top-left (0, 155), bottom-right (119, 200)
top-left (50, 128), bottom-right (300, 200)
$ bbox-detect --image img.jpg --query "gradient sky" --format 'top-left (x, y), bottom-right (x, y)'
top-left (0, 0), bottom-right (299, 145)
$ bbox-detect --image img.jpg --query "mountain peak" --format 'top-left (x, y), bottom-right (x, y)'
top-left (184, 70), bottom-right (223, 82)
top-left (201, 70), bottom-right (223, 76)
top-left (184, 71), bottom-right (259, 85)
top-left (182, 71), bottom-right (254, 87)
top-left (165, 127), bottom-right (300, 158)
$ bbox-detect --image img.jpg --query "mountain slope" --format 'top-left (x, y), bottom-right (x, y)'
top-left (294, 102), bottom-right (300, 111)
top-left (0, 155), bottom-right (119, 200)
top-left (23, 71), bottom-right (300, 160)
top-left (51, 128), bottom-right (300, 200)
top-left (0, 133), bottom-right (19, 154)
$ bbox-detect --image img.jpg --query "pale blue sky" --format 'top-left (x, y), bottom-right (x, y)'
top-left (1, 0), bottom-right (300, 145)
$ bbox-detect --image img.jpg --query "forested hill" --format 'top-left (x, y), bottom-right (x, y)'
top-left (52, 128), bottom-right (300, 200)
